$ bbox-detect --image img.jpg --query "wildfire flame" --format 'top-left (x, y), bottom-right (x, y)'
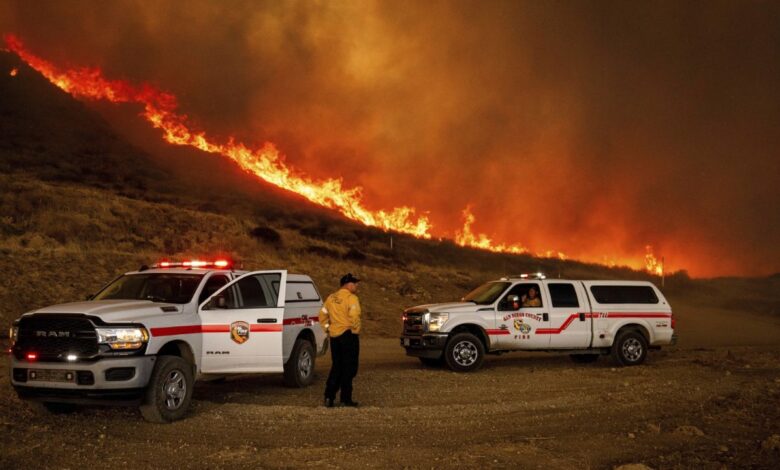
top-left (9, 67), bottom-right (17, 76)
top-left (4, 34), bottom-right (664, 274)
top-left (3, 34), bottom-right (431, 238)
top-left (455, 206), bottom-right (528, 254)
top-left (645, 245), bottom-right (664, 276)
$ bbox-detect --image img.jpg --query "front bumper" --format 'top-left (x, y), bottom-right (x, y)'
top-left (400, 333), bottom-right (448, 359)
top-left (11, 355), bottom-right (156, 404)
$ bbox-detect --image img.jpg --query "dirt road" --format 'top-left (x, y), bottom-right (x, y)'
top-left (1, 333), bottom-right (779, 469)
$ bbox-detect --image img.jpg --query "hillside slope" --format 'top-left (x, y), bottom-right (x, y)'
top-left (1, 50), bottom-right (779, 336)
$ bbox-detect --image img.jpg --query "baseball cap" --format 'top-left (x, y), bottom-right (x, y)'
top-left (340, 273), bottom-right (361, 286)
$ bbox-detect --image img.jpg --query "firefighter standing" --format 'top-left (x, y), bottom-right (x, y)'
top-left (320, 273), bottom-right (362, 407)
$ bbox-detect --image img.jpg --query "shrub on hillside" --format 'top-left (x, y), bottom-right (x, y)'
top-left (306, 245), bottom-right (340, 259)
top-left (249, 226), bottom-right (282, 245)
top-left (343, 248), bottom-right (367, 261)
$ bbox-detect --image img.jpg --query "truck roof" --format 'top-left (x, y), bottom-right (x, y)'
top-left (124, 269), bottom-right (314, 282)
top-left (500, 277), bottom-right (658, 287)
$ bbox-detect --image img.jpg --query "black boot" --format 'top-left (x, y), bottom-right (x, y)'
top-left (341, 400), bottom-right (359, 408)
top-left (323, 398), bottom-right (335, 408)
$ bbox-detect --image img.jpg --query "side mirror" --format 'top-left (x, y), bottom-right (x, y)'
top-left (202, 294), bottom-right (227, 311)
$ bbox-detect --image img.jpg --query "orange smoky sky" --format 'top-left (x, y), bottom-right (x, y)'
top-left (2, 0), bottom-right (779, 277)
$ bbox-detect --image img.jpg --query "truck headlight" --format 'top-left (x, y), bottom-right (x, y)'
top-left (96, 327), bottom-right (149, 350)
top-left (9, 325), bottom-right (18, 346)
top-left (423, 313), bottom-right (449, 332)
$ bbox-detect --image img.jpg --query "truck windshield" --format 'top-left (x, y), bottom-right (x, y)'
top-left (462, 281), bottom-right (511, 305)
top-left (93, 274), bottom-right (205, 304)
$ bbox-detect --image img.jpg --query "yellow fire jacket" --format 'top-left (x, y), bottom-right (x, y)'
top-left (319, 288), bottom-right (362, 337)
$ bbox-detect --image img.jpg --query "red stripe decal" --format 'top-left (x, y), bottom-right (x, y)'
top-left (606, 313), bottom-right (671, 319)
top-left (282, 316), bottom-right (320, 326)
top-left (150, 325), bottom-right (202, 336)
top-left (151, 324), bottom-right (282, 337)
top-left (486, 329), bottom-right (511, 335)
top-left (535, 312), bottom-right (671, 335)
top-left (250, 324), bottom-right (283, 332)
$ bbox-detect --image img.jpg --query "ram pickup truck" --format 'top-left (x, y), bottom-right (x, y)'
top-left (9, 260), bottom-right (327, 422)
top-left (401, 274), bottom-right (676, 372)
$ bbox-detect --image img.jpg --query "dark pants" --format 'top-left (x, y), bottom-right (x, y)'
top-left (324, 330), bottom-right (360, 403)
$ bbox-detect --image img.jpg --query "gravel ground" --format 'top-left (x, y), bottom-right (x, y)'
top-left (1, 339), bottom-right (780, 469)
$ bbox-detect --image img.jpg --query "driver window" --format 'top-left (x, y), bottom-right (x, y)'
top-left (198, 275), bottom-right (229, 304)
top-left (235, 274), bottom-right (281, 308)
top-left (499, 283), bottom-right (543, 310)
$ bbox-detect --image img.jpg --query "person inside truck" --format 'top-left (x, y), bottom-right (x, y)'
top-left (521, 287), bottom-right (542, 307)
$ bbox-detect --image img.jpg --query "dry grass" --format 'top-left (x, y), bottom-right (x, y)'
top-left (2, 173), bottom-right (778, 338)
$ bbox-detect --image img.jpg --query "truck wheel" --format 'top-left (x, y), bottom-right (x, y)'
top-left (569, 354), bottom-right (600, 364)
top-left (418, 356), bottom-right (444, 367)
top-left (283, 338), bottom-right (315, 388)
top-left (611, 330), bottom-right (648, 366)
top-left (140, 356), bottom-right (194, 423)
top-left (444, 332), bottom-right (485, 372)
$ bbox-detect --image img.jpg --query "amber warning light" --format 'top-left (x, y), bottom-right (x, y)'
top-left (155, 259), bottom-right (232, 269)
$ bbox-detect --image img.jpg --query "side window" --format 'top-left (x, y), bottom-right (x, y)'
top-left (498, 283), bottom-right (543, 310)
top-left (285, 282), bottom-right (321, 302)
top-left (548, 283), bottom-right (579, 308)
top-left (198, 275), bottom-right (229, 304)
top-left (590, 285), bottom-right (659, 304)
top-left (235, 274), bottom-right (280, 308)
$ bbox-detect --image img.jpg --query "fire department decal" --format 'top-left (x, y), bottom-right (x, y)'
top-left (503, 312), bottom-right (543, 322)
top-left (230, 321), bottom-right (250, 344)
top-left (513, 319), bottom-right (532, 339)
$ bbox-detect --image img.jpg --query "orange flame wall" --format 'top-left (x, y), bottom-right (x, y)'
top-left (4, 6), bottom-right (779, 279)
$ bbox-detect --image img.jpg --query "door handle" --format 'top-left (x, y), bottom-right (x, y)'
top-left (579, 312), bottom-right (586, 321)
top-left (542, 313), bottom-right (549, 322)
top-left (256, 318), bottom-right (277, 323)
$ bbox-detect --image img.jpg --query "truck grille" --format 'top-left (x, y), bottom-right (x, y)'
top-left (14, 314), bottom-right (99, 361)
top-left (403, 312), bottom-right (424, 335)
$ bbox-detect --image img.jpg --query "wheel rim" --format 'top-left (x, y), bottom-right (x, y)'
top-left (622, 337), bottom-right (643, 362)
top-left (298, 349), bottom-right (312, 379)
top-left (162, 369), bottom-right (187, 410)
top-left (452, 340), bottom-right (478, 367)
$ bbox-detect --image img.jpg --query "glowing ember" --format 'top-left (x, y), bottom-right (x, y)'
top-left (9, 67), bottom-right (17, 76)
top-left (645, 245), bottom-right (664, 276)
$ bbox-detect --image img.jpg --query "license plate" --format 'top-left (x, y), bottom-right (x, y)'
top-left (28, 369), bottom-right (76, 383)
top-left (403, 338), bottom-right (410, 346)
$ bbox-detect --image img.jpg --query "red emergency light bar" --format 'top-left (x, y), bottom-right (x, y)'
top-left (155, 259), bottom-right (232, 269)
top-left (26, 353), bottom-right (37, 361)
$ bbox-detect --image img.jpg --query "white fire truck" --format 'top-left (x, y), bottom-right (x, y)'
top-left (9, 260), bottom-right (327, 422)
top-left (401, 274), bottom-right (676, 372)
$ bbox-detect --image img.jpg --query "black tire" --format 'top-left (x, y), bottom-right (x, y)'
top-left (140, 356), bottom-right (194, 423)
top-left (570, 354), bottom-right (600, 364)
top-left (283, 338), bottom-right (316, 388)
top-left (611, 329), bottom-right (648, 366)
top-left (418, 356), bottom-right (444, 367)
top-left (444, 332), bottom-right (485, 372)
top-left (29, 401), bottom-right (78, 415)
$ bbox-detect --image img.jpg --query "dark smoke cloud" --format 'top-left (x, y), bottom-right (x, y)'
top-left (2, 0), bottom-right (779, 276)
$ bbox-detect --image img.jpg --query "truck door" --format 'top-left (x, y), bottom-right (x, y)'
top-left (545, 282), bottom-right (591, 348)
top-left (494, 282), bottom-right (551, 350)
top-left (198, 270), bottom-right (287, 373)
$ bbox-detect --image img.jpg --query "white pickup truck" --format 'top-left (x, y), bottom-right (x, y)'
top-left (9, 260), bottom-right (327, 422)
top-left (401, 274), bottom-right (676, 372)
